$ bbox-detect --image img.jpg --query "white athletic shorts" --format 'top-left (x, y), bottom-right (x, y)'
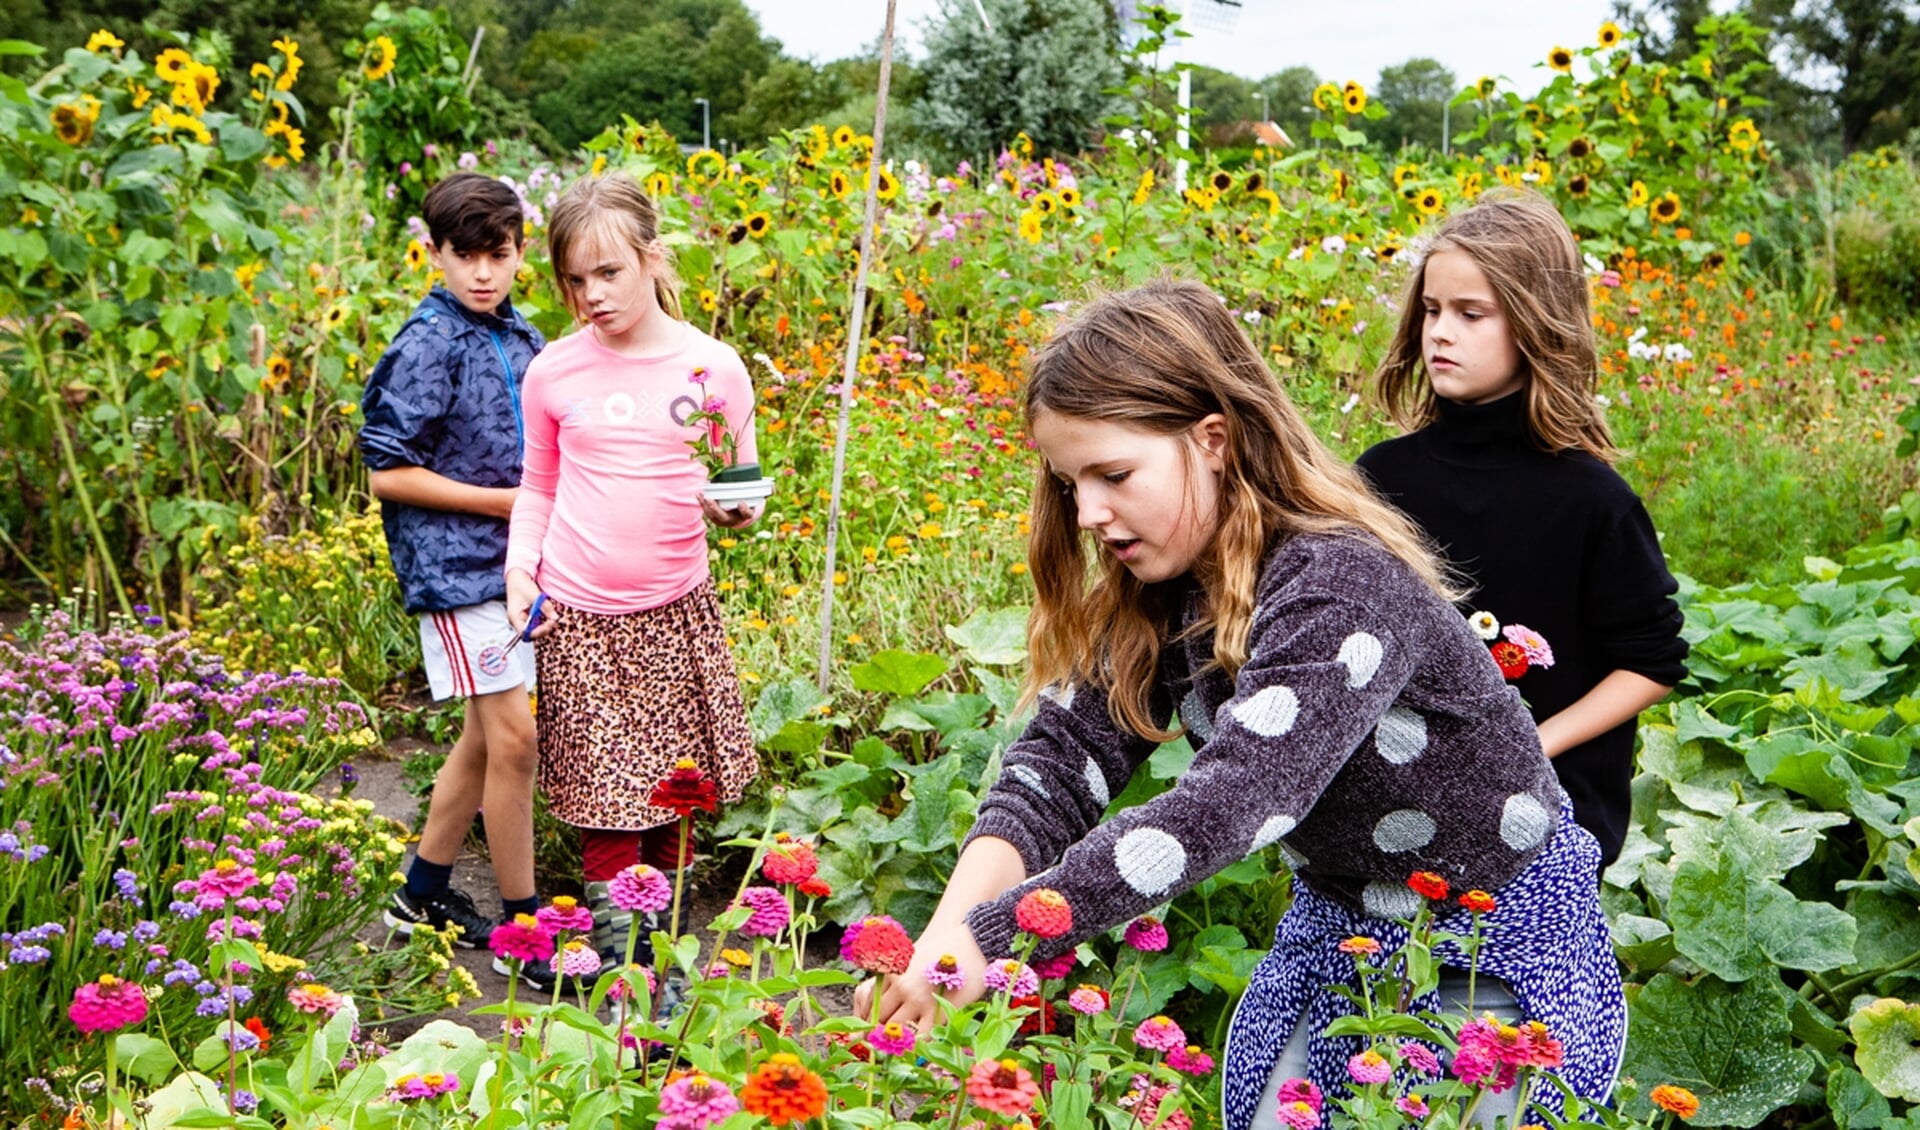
top-left (417, 599), bottom-right (536, 702)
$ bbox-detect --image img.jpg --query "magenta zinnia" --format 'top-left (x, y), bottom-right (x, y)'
top-left (489, 913), bottom-right (556, 964)
top-left (552, 939), bottom-right (601, 978)
top-left (981, 958), bottom-right (1038, 996)
top-left (536, 895), bottom-right (594, 934)
top-left (69, 974), bottom-right (149, 1033)
top-left (1169, 1044), bottom-right (1215, 1076)
top-left (195, 858), bottom-right (258, 905)
top-left (1067, 984), bottom-right (1110, 1014)
top-left (1123, 914), bottom-right (1169, 951)
top-left (1347, 1048), bottom-right (1392, 1084)
top-left (925, 953), bottom-right (966, 991)
top-left (1031, 949), bottom-right (1077, 980)
top-left (735, 886), bottom-right (792, 938)
top-left (868, 1020), bottom-right (917, 1056)
top-left (609, 863), bottom-right (672, 913)
top-left (1276, 1078), bottom-right (1323, 1112)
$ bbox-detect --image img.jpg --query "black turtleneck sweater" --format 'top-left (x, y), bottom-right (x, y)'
top-left (1355, 392), bottom-right (1688, 866)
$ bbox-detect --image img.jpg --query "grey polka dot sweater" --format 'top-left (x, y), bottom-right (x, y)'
top-left (963, 532), bottom-right (1565, 960)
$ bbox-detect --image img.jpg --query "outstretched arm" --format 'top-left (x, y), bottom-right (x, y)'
top-left (1536, 670), bottom-right (1671, 758)
top-left (369, 466), bottom-right (516, 520)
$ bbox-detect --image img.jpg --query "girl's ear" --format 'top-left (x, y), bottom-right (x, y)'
top-left (642, 240), bottom-right (668, 272)
top-left (1191, 413), bottom-right (1229, 474)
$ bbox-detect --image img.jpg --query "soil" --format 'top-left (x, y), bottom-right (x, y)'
top-left (343, 740), bottom-right (854, 1041)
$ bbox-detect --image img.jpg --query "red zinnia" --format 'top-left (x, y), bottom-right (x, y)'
top-left (1014, 888), bottom-right (1073, 939)
top-left (649, 758), bottom-right (719, 818)
top-left (1460, 889), bottom-right (1497, 914)
top-left (739, 1053), bottom-right (829, 1125)
top-left (244, 1016), bottom-right (272, 1052)
top-left (1490, 641), bottom-right (1529, 679)
top-left (1407, 872), bottom-right (1449, 901)
top-left (761, 834), bottom-right (819, 885)
top-left (846, 916), bottom-right (914, 974)
top-left (797, 876), bottom-right (832, 898)
top-left (966, 1057), bottom-right (1041, 1117)
top-left (1011, 993), bottom-right (1058, 1035)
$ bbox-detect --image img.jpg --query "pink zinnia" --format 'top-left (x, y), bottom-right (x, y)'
top-left (734, 886), bottom-right (791, 939)
top-left (1277, 1101), bottom-right (1322, 1130)
top-left (925, 954), bottom-right (967, 991)
top-left (868, 1021), bottom-right (917, 1057)
top-left (68, 975), bottom-right (149, 1033)
top-left (1123, 915), bottom-right (1169, 951)
top-left (1067, 984), bottom-right (1109, 1014)
top-left (1133, 1014), bottom-right (1186, 1053)
top-left (657, 1073), bottom-right (739, 1127)
top-left (1276, 1078), bottom-right (1323, 1113)
top-left (1502, 624), bottom-right (1554, 668)
top-left (1168, 1044), bottom-right (1214, 1076)
top-left (489, 914), bottom-right (555, 965)
top-left (196, 858), bottom-right (257, 905)
top-left (1337, 935), bottom-right (1382, 957)
top-left (609, 864), bottom-right (672, 914)
top-left (1031, 949), bottom-right (1077, 980)
top-left (1396, 1095), bottom-right (1431, 1119)
top-left (1452, 1021), bottom-right (1516, 1091)
top-left (981, 958), bottom-right (1038, 997)
top-left (965, 1058), bottom-right (1040, 1117)
top-left (552, 939), bottom-right (601, 978)
top-left (1348, 1049), bottom-right (1393, 1084)
top-left (536, 896), bottom-right (594, 935)
top-left (286, 982), bottom-right (345, 1017)
top-left (1398, 1042), bottom-right (1441, 1075)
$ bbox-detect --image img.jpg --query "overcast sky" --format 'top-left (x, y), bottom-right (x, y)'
top-left (744, 0), bottom-right (1622, 99)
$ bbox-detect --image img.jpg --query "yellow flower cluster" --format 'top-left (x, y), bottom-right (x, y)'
top-left (363, 35), bottom-right (397, 82)
top-left (155, 48), bottom-right (220, 115)
top-left (51, 96), bottom-right (102, 146)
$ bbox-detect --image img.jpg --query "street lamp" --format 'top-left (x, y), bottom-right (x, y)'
top-left (693, 97), bottom-right (711, 150)
top-left (1252, 89), bottom-right (1268, 125)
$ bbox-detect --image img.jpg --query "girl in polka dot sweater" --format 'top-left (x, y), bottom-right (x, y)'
top-left (855, 279), bottom-right (1625, 1129)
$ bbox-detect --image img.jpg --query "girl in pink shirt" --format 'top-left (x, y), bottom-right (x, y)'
top-left (505, 173), bottom-right (762, 976)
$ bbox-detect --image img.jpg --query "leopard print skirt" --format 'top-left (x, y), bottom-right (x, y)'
top-left (533, 581), bottom-right (758, 830)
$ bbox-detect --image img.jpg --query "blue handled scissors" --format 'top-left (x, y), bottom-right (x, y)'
top-left (490, 593), bottom-right (548, 655)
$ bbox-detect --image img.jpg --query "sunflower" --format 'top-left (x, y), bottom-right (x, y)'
top-left (828, 171), bottom-right (851, 200)
top-left (1597, 21), bottom-right (1623, 48)
top-left (51, 99), bottom-right (99, 146)
top-left (1392, 164), bottom-right (1417, 188)
top-left (1343, 83), bottom-right (1367, 114)
top-left (645, 172), bottom-right (674, 200)
top-left (1210, 170), bottom-right (1233, 194)
top-left (1377, 239), bottom-right (1402, 261)
top-left (1476, 75), bottom-right (1498, 98)
top-left (1629, 180), bottom-right (1649, 207)
top-left (1566, 173), bottom-right (1590, 198)
top-left (1011, 131), bottom-right (1033, 159)
top-left (726, 223), bottom-right (748, 245)
top-left (324, 303), bottom-right (348, 329)
top-left (1328, 169), bottom-right (1349, 202)
top-left (155, 48), bottom-right (193, 84)
top-left (875, 168), bottom-right (899, 201)
top-left (807, 123), bottom-right (830, 157)
top-left (1018, 209), bottom-right (1043, 243)
top-left (272, 37), bottom-right (301, 90)
top-left (130, 82), bottom-right (153, 109)
top-left (832, 124), bottom-right (855, 149)
top-left (1312, 82), bottom-right (1341, 112)
top-left (686, 149), bottom-right (726, 182)
top-left (1650, 192), bottom-right (1681, 224)
top-left (86, 29), bottom-right (124, 54)
top-left (266, 355), bottom-right (292, 387)
top-left (1132, 168), bottom-right (1154, 205)
top-left (1414, 188), bottom-right (1444, 216)
top-left (623, 123), bottom-right (647, 151)
top-left (172, 62), bottom-right (219, 115)
top-left (1252, 187), bottom-right (1281, 215)
top-left (1494, 163), bottom-right (1519, 187)
top-left (698, 289), bottom-right (718, 313)
top-left (737, 174), bottom-right (765, 198)
top-left (1458, 170), bottom-right (1483, 198)
top-left (745, 211), bottom-right (770, 238)
top-left (1241, 173), bottom-right (1262, 194)
top-left (1548, 46), bottom-right (1574, 72)
top-left (405, 239), bottom-right (427, 271)
top-left (1059, 187), bottom-right (1081, 207)
top-left (1521, 102), bottom-right (1545, 125)
top-left (1727, 119), bottom-right (1760, 152)
top-left (362, 35), bottom-right (396, 82)
top-left (273, 123), bottom-right (305, 165)
top-left (1032, 191), bottom-right (1058, 214)
top-left (1568, 136), bottom-right (1592, 160)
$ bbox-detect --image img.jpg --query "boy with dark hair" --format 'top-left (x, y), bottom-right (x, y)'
top-left (360, 172), bottom-right (545, 961)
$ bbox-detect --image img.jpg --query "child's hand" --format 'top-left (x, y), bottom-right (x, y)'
top-left (505, 569), bottom-right (554, 640)
top-left (851, 921), bottom-right (988, 1035)
top-left (698, 496), bottom-right (761, 530)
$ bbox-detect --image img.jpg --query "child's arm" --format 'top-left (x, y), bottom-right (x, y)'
top-left (853, 835), bottom-right (1025, 1032)
top-left (369, 467), bottom-right (516, 520)
top-left (505, 355), bottom-right (559, 635)
top-left (1537, 670), bottom-right (1672, 758)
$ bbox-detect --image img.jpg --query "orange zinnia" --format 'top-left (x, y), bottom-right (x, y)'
top-left (1650, 1084), bottom-right (1700, 1119)
top-left (740, 1053), bottom-right (828, 1125)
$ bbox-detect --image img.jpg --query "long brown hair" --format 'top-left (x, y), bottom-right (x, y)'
top-left (546, 172), bottom-right (685, 321)
top-left (1024, 278), bottom-right (1457, 740)
top-left (1374, 189), bottom-right (1615, 462)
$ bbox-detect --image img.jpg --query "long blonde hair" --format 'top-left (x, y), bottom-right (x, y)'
top-left (1024, 278), bottom-right (1457, 740)
top-left (546, 172), bottom-right (685, 322)
top-left (1375, 188), bottom-right (1614, 462)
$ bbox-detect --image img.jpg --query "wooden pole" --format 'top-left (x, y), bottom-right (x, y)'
top-left (814, 0), bottom-right (899, 694)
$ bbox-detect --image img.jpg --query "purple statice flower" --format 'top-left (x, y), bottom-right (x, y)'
top-left (220, 1021), bottom-right (261, 1054)
top-left (229, 1089), bottom-right (259, 1114)
top-left (114, 869), bottom-right (142, 906)
top-left (93, 928), bottom-right (128, 950)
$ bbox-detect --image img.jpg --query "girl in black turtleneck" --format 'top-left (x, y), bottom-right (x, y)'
top-left (1356, 190), bottom-right (1688, 869)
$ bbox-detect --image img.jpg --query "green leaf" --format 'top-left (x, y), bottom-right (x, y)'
top-left (220, 124), bottom-right (269, 162)
top-left (1619, 974), bottom-right (1813, 1127)
top-left (943, 606), bottom-right (1030, 665)
top-left (114, 1033), bottom-right (177, 1084)
top-left (749, 677), bottom-right (827, 744)
top-left (850, 650), bottom-right (948, 696)
top-left (1640, 726), bottom-right (1746, 815)
top-left (1048, 1078), bottom-right (1094, 1127)
top-left (0, 39), bottom-right (44, 55)
top-left (1829, 1066), bottom-right (1894, 1130)
top-left (1611, 913), bottom-right (1679, 973)
top-left (1846, 887), bottom-right (1920, 973)
top-left (1850, 997), bottom-right (1920, 1102)
top-left (1669, 857), bottom-right (1766, 980)
top-left (160, 303), bottom-right (205, 348)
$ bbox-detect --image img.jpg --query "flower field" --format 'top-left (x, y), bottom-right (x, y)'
top-left (2, 5), bottom-right (1918, 1128)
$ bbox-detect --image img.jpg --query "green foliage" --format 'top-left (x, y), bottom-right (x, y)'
top-left (340, 3), bottom-right (480, 210)
top-left (916, 0), bottom-right (1122, 162)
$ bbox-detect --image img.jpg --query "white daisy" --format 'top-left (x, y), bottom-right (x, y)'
top-left (1468, 611), bottom-right (1500, 641)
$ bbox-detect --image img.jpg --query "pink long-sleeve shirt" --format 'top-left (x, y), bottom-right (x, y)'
top-left (505, 323), bottom-right (759, 615)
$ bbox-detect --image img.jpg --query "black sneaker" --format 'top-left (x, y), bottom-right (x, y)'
top-left (384, 887), bottom-right (496, 950)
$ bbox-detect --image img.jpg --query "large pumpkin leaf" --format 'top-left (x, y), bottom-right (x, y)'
top-left (943, 605), bottom-right (1030, 665)
top-left (850, 649), bottom-right (948, 696)
top-left (1619, 974), bottom-right (1813, 1127)
top-left (1850, 998), bottom-right (1920, 1102)
top-left (1669, 854), bottom-right (1855, 980)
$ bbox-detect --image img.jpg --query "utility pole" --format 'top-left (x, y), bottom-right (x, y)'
top-left (694, 97), bottom-right (711, 150)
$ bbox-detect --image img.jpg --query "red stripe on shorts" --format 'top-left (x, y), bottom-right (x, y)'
top-left (432, 612), bottom-right (472, 696)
